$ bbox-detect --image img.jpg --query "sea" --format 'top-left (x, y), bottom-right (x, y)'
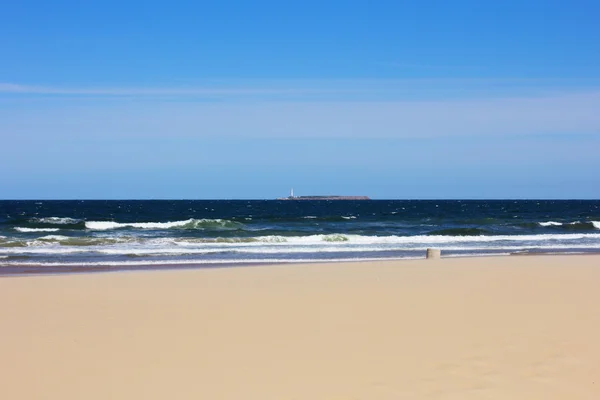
top-left (1, 200), bottom-right (599, 274)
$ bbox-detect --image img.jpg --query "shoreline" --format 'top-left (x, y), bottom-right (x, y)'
top-left (2, 250), bottom-right (600, 277)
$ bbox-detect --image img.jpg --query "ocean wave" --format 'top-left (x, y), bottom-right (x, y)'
top-left (225, 244), bottom-right (600, 254)
top-left (138, 235), bottom-right (344, 245)
top-left (0, 236), bottom-right (138, 249)
top-left (520, 221), bottom-right (599, 231)
top-left (3, 234), bottom-right (600, 260)
top-left (4, 231), bottom-right (600, 249)
top-left (38, 235), bottom-right (71, 240)
top-left (260, 233), bottom-right (600, 245)
top-left (427, 228), bottom-right (489, 236)
top-left (298, 215), bottom-right (357, 221)
top-left (322, 234), bottom-right (349, 242)
top-left (1, 244), bottom-right (93, 254)
top-left (560, 221), bottom-right (599, 231)
top-left (0, 240), bottom-right (27, 248)
top-left (256, 215), bottom-right (359, 223)
top-left (3, 230), bottom-right (600, 263)
top-left (3, 241), bottom-right (600, 257)
top-left (172, 236), bottom-right (282, 245)
top-left (165, 232), bottom-right (600, 247)
top-left (97, 248), bottom-right (228, 256)
top-left (196, 237), bottom-right (260, 244)
top-left (38, 235), bottom-right (134, 246)
top-left (252, 236), bottom-right (287, 243)
top-left (14, 227), bottom-right (61, 233)
top-left (30, 217), bottom-right (81, 225)
top-left (85, 218), bottom-right (244, 231)
top-left (538, 221), bottom-right (563, 227)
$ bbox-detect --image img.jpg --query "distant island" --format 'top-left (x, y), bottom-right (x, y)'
top-left (277, 189), bottom-right (370, 200)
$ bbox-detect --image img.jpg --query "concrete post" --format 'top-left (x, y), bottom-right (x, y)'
top-left (426, 248), bottom-right (441, 259)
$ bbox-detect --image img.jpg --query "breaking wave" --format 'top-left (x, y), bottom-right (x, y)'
top-left (536, 221), bottom-right (600, 230)
top-left (14, 227), bottom-right (61, 233)
top-left (427, 228), bottom-right (489, 236)
top-left (3, 232), bottom-right (600, 248)
top-left (85, 219), bottom-right (244, 231)
top-left (538, 221), bottom-right (563, 227)
top-left (322, 234), bottom-right (349, 242)
top-left (30, 217), bottom-right (82, 225)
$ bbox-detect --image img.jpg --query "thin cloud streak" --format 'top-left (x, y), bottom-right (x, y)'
top-left (385, 62), bottom-right (489, 70)
top-left (3, 79), bottom-right (599, 101)
top-left (3, 90), bottom-right (600, 139)
top-left (0, 83), bottom-right (320, 96)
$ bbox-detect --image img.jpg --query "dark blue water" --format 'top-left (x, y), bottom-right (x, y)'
top-left (1, 200), bottom-right (599, 273)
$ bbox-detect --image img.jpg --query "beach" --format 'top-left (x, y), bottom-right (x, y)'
top-left (1, 255), bottom-right (599, 399)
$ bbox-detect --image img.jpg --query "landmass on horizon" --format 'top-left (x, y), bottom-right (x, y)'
top-left (276, 189), bottom-right (370, 200)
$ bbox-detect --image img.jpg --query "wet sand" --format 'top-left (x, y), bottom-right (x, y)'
top-left (1, 255), bottom-right (599, 399)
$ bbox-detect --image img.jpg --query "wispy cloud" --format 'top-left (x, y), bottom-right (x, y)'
top-left (385, 62), bottom-right (488, 70)
top-left (3, 90), bottom-right (600, 140)
top-left (0, 82), bottom-right (318, 96)
top-left (3, 79), bottom-right (599, 102)
top-left (2, 79), bottom-right (600, 142)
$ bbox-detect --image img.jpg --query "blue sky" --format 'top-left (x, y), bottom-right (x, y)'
top-left (1, 0), bottom-right (599, 199)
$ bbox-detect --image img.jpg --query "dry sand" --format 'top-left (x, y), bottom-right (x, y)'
top-left (1, 255), bottom-right (599, 399)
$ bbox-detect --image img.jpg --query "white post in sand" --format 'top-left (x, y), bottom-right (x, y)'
top-left (426, 248), bottom-right (441, 259)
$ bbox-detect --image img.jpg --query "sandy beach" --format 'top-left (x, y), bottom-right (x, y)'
top-left (1, 255), bottom-right (599, 399)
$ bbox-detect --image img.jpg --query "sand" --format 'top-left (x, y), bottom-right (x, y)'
top-left (1, 255), bottom-right (599, 399)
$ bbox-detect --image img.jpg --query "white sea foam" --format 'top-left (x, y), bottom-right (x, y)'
top-left (85, 220), bottom-right (188, 230)
top-left (12, 232), bottom-right (600, 248)
top-left (563, 221), bottom-right (600, 229)
top-left (39, 235), bottom-right (71, 240)
top-left (248, 233), bottom-right (600, 246)
top-left (85, 218), bottom-right (240, 230)
top-left (97, 248), bottom-right (222, 255)
top-left (253, 236), bottom-right (288, 243)
top-left (4, 230), bottom-right (600, 262)
top-left (14, 227), bottom-right (61, 233)
top-left (30, 217), bottom-right (81, 224)
top-left (538, 221), bottom-right (563, 227)
top-left (5, 240), bottom-right (600, 257)
top-left (3, 246), bottom-right (91, 254)
top-left (341, 216), bottom-right (357, 219)
top-left (181, 244), bottom-right (600, 255)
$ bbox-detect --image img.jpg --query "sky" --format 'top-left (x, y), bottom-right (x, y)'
top-left (1, 0), bottom-right (600, 199)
